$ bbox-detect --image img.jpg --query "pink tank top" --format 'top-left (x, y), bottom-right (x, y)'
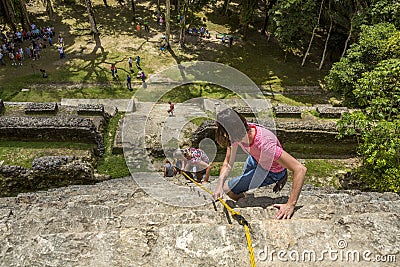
top-left (233, 123), bottom-right (284, 173)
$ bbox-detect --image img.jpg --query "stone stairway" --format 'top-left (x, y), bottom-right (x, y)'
top-left (122, 101), bottom-right (209, 172)
top-left (0, 175), bottom-right (399, 267)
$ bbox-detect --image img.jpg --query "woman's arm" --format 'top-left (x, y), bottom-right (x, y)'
top-left (274, 150), bottom-right (307, 219)
top-left (213, 145), bottom-right (237, 199)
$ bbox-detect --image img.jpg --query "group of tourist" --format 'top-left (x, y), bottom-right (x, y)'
top-left (0, 23), bottom-right (65, 68)
top-left (188, 27), bottom-right (211, 38)
top-left (110, 55), bottom-right (146, 90)
top-left (221, 34), bottom-right (234, 47)
top-left (135, 17), bottom-right (150, 34)
top-left (163, 147), bottom-right (211, 185)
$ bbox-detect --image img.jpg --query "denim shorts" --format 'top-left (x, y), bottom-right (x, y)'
top-left (228, 155), bottom-right (287, 195)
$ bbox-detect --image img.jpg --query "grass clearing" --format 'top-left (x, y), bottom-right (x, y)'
top-left (303, 159), bottom-right (357, 188)
top-left (284, 142), bottom-right (357, 159)
top-left (11, 84), bottom-right (137, 102)
top-left (158, 83), bottom-right (239, 103)
top-left (96, 112), bottom-right (130, 178)
top-left (189, 117), bottom-right (210, 126)
top-left (0, 141), bottom-right (94, 168)
top-left (0, 0), bottom-right (344, 186)
top-left (96, 154), bottom-right (130, 178)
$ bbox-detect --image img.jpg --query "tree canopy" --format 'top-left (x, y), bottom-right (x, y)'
top-left (332, 23), bottom-right (400, 192)
top-left (325, 23), bottom-right (398, 106)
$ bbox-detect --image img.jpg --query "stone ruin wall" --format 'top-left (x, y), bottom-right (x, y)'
top-left (0, 116), bottom-right (105, 154)
top-left (191, 119), bottom-right (356, 148)
top-left (0, 102), bottom-right (109, 155)
top-left (0, 99), bottom-right (356, 196)
top-left (0, 156), bottom-right (110, 197)
top-left (0, 102), bottom-right (113, 196)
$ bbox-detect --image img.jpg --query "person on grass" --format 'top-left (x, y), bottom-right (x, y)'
top-left (128, 57), bottom-right (133, 72)
top-left (126, 74), bottom-right (132, 91)
top-left (212, 108), bottom-right (306, 219)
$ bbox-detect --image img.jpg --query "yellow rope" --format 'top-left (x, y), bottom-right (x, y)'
top-left (244, 225), bottom-right (256, 267)
top-left (182, 171), bottom-right (256, 267)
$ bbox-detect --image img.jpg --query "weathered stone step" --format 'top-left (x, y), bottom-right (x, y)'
top-left (1, 177), bottom-right (399, 267)
top-left (1, 217), bottom-right (398, 267)
top-left (2, 196), bottom-right (399, 237)
top-left (2, 177), bottom-right (398, 212)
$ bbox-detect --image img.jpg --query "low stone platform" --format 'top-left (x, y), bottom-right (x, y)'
top-left (284, 86), bottom-right (325, 95)
top-left (24, 102), bottom-right (59, 115)
top-left (77, 103), bottom-right (105, 117)
top-left (316, 106), bottom-right (349, 118)
top-left (0, 103), bottom-right (112, 156)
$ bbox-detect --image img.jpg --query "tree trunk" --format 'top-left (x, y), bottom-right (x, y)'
top-left (261, 2), bottom-right (269, 35)
top-left (319, 15), bottom-right (333, 70)
top-left (1, 0), bottom-right (17, 31)
top-left (261, 0), bottom-right (277, 35)
top-left (131, 0), bottom-right (136, 23)
top-left (102, 0), bottom-right (108, 7)
top-left (240, 0), bottom-right (258, 36)
top-left (166, 0), bottom-right (171, 44)
top-left (301, 0), bottom-right (324, 67)
top-left (222, 0), bottom-right (230, 15)
top-left (43, 0), bottom-right (54, 19)
top-left (179, 1), bottom-right (188, 48)
top-left (341, 17), bottom-right (353, 57)
top-left (84, 0), bottom-right (99, 35)
top-left (19, 0), bottom-right (31, 31)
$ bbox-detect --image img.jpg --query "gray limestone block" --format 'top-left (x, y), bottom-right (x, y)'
top-left (77, 104), bottom-right (105, 116)
top-left (24, 102), bottom-right (58, 114)
top-left (317, 106), bottom-right (349, 118)
top-left (0, 165), bottom-right (31, 197)
top-left (233, 106), bottom-right (258, 117)
top-left (273, 105), bottom-right (306, 118)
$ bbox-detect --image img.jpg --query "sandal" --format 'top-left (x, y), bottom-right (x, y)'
top-left (273, 172), bottom-right (288, 193)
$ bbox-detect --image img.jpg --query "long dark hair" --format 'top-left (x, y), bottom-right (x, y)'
top-left (215, 108), bottom-right (251, 147)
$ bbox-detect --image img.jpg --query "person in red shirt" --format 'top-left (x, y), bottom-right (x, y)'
top-left (167, 101), bottom-right (175, 116)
